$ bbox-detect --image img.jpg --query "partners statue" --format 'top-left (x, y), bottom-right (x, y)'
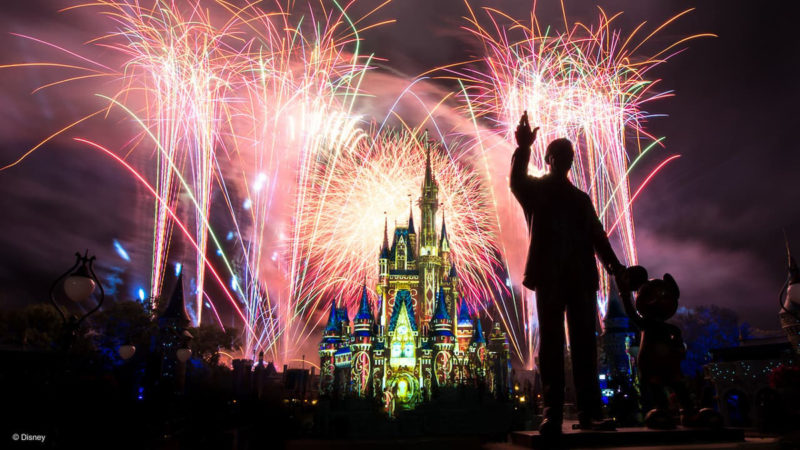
top-left (510, 112), bottom-right (624, 436)
top-left (620, 266), bottom-right (722, 429)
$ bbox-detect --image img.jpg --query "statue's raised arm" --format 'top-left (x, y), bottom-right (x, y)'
top-left (509, 111), bottom-right (540, 200)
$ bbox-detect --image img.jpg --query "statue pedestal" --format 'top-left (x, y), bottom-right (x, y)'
top-left (511, 422), bottom-right (745, 448)
top-left (780, 311), bottom-right (800, 355)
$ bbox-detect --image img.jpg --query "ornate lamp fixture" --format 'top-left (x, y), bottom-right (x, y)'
top-left (50, 250), bottom-right (104, 349)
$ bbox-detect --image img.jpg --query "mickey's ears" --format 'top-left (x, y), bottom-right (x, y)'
top-left (664, 273), bottom-right (680, 300)
top-left (626, 265), bottom-right (648, 291)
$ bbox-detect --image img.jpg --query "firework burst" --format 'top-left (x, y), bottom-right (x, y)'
top-left (0, 0), bottom-right (383, 360)
top-left (451, 5), bottom-right (711, 367)
top-left (288, 128), bottom-right (502, 352)
top-left (0, 1), bottom-right (706, 369)
top-left (100, 0), bottom-right (242, 324)
top-left (224, 1), bottom-right (374, 359)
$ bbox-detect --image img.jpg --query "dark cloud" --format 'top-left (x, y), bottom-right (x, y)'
top-left (0, 138), bottom-right (151, 306)
top-left (636, 229), bottom-right (778, 329)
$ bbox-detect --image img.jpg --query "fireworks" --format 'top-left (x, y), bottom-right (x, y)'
top-left (103, 0), bottom-right (241, 324)
top-left (451, 5), bottom-right (709, 367)
top-left (0, 1), bottom-right (703, 367)
top-left (289, 129), bottom-right (502, 352)
top-left (99, 0), bottom-right (378, 357)
top-left (0, 0), bottom-right (379, 359)
top-left (225, 1), bottom-right (372, 358)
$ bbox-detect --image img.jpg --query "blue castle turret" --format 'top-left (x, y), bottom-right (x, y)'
top-left (457, 297), bottom-right (471, 326)
top-left (158, 273), bottom-right (192, 386)
top-left (350, 284), bottom-right (375, 397)
top-left (600, 285), bottom-right (639, 407)
top-left (354, 284), bottom-right (374, 325)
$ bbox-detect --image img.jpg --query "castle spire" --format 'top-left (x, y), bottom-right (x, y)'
top-left (433, 286), bottom-right (450, 321)
top-left (457, 297), bottom-right (471, 326)
top-left (383, 214), bottom-right (389, 248)
top-left (355, 284), bottom-right (373, 322)
top-left (471, 315), bottom-right (486, 344)
top-left (440, 211), bottom-right (450, 251)
top-left (380, 213), bottom-right (390, 258)
top-left (408, 197), bottom-right (415, 234)
top-left (160, 272), bottom-right (191, 326)
top-left (324, 297), bottom-right (338, 334)
top-left (424, 141), bottom-right (434, 186)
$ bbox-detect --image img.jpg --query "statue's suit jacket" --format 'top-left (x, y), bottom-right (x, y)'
top-left (509, 145), bottom-right (620, 291)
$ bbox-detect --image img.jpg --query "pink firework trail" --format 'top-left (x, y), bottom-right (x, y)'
top-left (449, 4), bottom-right (711, 367)
top-left (290, 128), bottom-right (503, 353)
top-left (0, 1), bottom-right (707, 368)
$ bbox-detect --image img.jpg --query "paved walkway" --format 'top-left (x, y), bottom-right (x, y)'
top-left (488, 437), bottom-right (780, 450)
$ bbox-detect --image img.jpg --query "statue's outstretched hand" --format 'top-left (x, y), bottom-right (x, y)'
top-left (614, 264), bottom-right (630, 294)
top-left (515, 111), bottom-right (539, 148)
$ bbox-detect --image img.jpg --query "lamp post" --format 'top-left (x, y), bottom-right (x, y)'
top-left (50, 250), bottom-right (105, 350)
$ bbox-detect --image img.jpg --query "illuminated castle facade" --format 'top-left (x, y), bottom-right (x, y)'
top-left (318, 150), bottom-right (511, 410)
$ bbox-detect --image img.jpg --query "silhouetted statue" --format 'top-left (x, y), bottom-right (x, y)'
top-left (620, 266), bottom-right (723, 429)
top-left (510, 112), bottom-right (623, 436)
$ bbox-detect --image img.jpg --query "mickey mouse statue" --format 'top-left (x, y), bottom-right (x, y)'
top-left (619, 266), bottom-right (722, 429)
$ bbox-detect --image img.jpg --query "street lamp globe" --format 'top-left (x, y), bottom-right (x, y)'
top-left (63, 271), bottom-right (96, 303)
top-left (49, 251), bottom-right (105, 352)
top-left (118, 344), bottom-right (136, 360)
top-left (176, 348), bottom-right (192, 363)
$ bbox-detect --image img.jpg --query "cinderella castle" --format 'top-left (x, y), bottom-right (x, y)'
top-left (318, 149), bottom-right (511, 410)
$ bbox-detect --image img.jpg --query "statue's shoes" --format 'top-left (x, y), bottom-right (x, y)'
top-left (573, 418), bottom-right (617, 431)
top-left (539, 418), bottom-right (563, 437)
top-left (681, 408), bottom-right (723, 428)
top-left (645, 408), bottom-right (677, 429)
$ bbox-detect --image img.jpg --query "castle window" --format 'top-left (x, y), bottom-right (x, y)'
top-left (391, 341), bottom-right (401, 358)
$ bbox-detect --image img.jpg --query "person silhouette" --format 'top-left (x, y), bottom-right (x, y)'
top-left (510, 112), bottom-right (625, 436)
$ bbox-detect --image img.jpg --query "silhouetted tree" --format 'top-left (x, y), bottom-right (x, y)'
top-left (90, 300), bottom-right (156, 365)
top-left (669, 305), bottom-right (749, 376)
top-left (188, 323), bottom-right (241, 366)
top-left (0, 303), bottom-right (64, 349)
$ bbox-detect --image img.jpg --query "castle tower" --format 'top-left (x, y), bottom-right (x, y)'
top-left (393, 226), bottom-right (409, 271)
top-left (333, 304), bottom-right (351, 398)
top-left (157, 273), bottom-right (193, 396)
top-left (601, 288), bottom-right (637, 382)
top-left (600, 286), bottom-right (640, 416)
top-left (378, 216), bottom-right (390, 328)
top-left (487, 322), bottom-right (511, 399)
top-left (408, 198), bottom-right (417, 254)
top-left (319, 298), bottom-right (341, 396)
top-left (379, 216), bottom-right (390, 279)
top-left (448, 264), bottom-right (460, 333)
top-left (431, 287), bottom-right (455, 386)
top-left (453, 296), bottom-right (473, 383)
top-left (440, 212), bottom-right (451, 277)
top-left (448, 263), bottom-right (458, 283)
top-left (350, 285), bottom-right (375, 397)
top-left (156, 273), bottom-right (194, 394)
top-left (418, 145), bottom-right (441, 324)
top-left (455, 297), bottom-right (473, 353)
top-left (468, 315), bottom-right (487, 381)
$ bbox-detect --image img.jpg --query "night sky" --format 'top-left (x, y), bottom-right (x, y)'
top-left (0, 0), bottom-right (797, 330)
